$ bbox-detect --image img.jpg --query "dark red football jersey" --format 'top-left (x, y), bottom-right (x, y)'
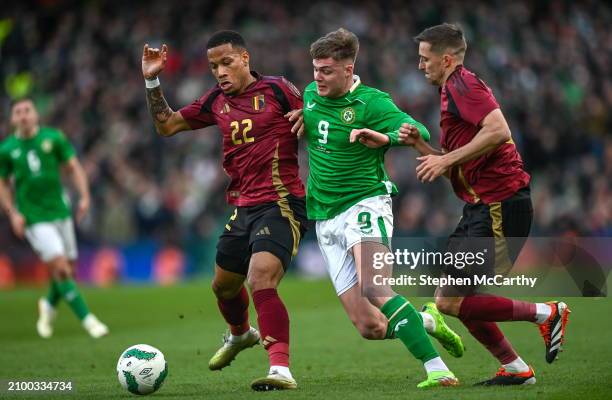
top-left (440, 65), bottom-right (530, 204)
top-left (179, 72), bottom-right (305, 206)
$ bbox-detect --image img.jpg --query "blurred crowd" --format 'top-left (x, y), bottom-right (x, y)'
top-left (0, 0), bottom-right (610, 266)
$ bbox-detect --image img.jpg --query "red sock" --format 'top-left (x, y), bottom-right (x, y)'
top-left (459, 294), bottom-right (536, 322)
top-left (252, 288), bottom-right (290, 367)
top-left (462, 320), bottom-right (518, 364)
top-left (217, 286), bottom-right (250, 336)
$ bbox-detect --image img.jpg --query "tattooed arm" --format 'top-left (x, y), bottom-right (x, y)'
top-left (142, 44), bottom-right (190, 136)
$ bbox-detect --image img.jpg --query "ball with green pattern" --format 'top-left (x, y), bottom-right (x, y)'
top-left (117, 344), bottom-right (168, 395)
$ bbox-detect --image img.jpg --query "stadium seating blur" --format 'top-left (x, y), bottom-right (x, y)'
top-left (0, 0), bottom-right (610, 282)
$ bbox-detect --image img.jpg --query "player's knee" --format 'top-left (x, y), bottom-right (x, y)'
top-left (48, 256), bottom-right (72, 280)
top-left (246, 254), bottom-right (283, 292)
top-left (246, 268), bottom-right (277, 292)
top-left (435, 296), bottom-right (459, 316)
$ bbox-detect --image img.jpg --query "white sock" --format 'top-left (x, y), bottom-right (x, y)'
top-left (270, 365), bottom-right (293, 380)
top-left (535, 303), bottom-right (552, 324)
top-left (229, 328), bottom-right (252, 343)
top-left (423, 356), bottom-right (449, 373)
top-left (420, 312), bottom-right (436, 333)
top-left (503, 357), bottom-right (530, 373)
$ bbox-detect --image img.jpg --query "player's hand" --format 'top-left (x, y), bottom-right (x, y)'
top-left (398, 123), bottom-right (421, 146)
top-left (285, 109), bottom-right (304, 138)
top-left (142, 44), bottom-right (168, 80)
top-left (350, 128), bottom-right (389, 148)
top-left (76, 196), bottom-right (90, 224)
top-left (9, 211), bottom-right (25, 239)
top-left (416, 155), bottom-right (451, 182)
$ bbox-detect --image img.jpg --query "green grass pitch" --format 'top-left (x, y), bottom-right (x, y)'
top-left (0, 279), bottom-right (610, 399)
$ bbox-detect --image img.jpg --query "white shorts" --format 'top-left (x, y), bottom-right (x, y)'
top-left (316, 195), bottom-right (393, 295)
top-left (25, 218), bottom-right (78, 262)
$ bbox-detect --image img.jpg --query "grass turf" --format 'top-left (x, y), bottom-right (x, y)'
top-left (0, 278), bottom-right (610, 399)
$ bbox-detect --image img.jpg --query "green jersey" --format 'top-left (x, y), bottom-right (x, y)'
top-left (303, 77), bottom-right (430, 220)
top-left (0, 126), bottom-right (76, 225)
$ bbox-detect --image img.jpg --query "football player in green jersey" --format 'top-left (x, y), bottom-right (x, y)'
top-left (297, 28), bottom-right (462, 388)
top-left (0, 98), bottom-right (108, 339)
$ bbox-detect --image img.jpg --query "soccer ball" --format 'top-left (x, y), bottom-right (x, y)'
top-left (116, 344), bottom-right (168, 395)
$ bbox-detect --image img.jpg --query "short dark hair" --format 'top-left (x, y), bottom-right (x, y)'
top-left (206, 30), bottom-right (246, 50)
top-left (414, 23), bottom-right (467, 56)
top-left (310, 28), bottom-right (359, 62)
top-left (10, 97), bottom-right (34, 109)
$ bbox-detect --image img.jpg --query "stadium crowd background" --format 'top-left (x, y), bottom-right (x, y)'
top-left (0, 0), bottom-right (610, 283)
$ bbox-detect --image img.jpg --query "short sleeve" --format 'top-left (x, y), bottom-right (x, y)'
top-left (178, 90), bottom-right (218, 130)
top-left (0, 148), bottom-right (11, 178)
top-left (279, 77), bottom-right (303, 110)
top-left (55, 131), bottom-right (76, 163)
top-left (450, 76), bottom-right (499, 126)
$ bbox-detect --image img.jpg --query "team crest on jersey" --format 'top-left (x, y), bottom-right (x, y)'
top-left (10, 149), bottom-right (21, 159)
top-left (41, 140), bottom-right (53, 153)
top-left (252, 94), bottom-right (265, 112)
top-left (340, 107), bottom-right (356, 124)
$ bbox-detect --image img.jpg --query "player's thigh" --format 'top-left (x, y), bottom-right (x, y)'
top-left (249, 195), bottom-right (309, 269)
top-left (56, 218), bottom-right (78, 261)
top-left (216, 208), bottom-right (251, 276)
top-left (25, 222), bottom-right (66, 263)
top-left (499, 186), bottom-right (533, 263)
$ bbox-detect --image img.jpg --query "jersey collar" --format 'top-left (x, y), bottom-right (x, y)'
top-left (349, 75), bottom-right (361, 93)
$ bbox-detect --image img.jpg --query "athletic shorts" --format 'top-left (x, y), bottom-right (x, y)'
top-left (439, 186), bottom-right (533, 296)
top-left (216, 194), bottom-right (309, 275)
top-left (316, 195), bottom-right (393, 296)
top-left (25, 218), bottom-right (78, 262)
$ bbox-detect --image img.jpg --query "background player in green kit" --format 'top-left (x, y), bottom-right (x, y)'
top-left (301, 28), bottom-right (462, 388)
top-left (0, 98), bottom-right (108, 339)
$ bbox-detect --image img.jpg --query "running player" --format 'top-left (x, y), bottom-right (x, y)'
top-left (0, 98), bottom-right (109, 339)
top-left (142, 30), bottom-right (308, 391)
top-left (301, 28), bottom-right (461, 389)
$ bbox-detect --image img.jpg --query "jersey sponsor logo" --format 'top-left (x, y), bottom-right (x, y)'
top-left (41, 139), bottom-right (53, 153)
top-left (306, 101), bottom-right (316, 111)
top-left (252, 94), bottom-right (265, 112)
top-left (340, 107), bottom-right (356, 124)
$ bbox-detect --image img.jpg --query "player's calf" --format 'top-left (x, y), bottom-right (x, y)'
top-left (352, 315), bottom-right (387, 340)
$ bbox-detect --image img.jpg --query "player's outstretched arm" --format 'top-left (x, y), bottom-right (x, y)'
top-left (142, 44), bottom-right (190, 137)
top-left (0, 178), bottom-right (25, 238)
top-left (62, 157), bottom-right (91, 223)
top-left (349, 128), bottom-right (389, 148)
top-left (414, 109), bottom-right (510, 182)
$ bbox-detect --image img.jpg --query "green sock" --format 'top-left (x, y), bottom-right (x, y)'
top-left (46, 280), bottom-right (62, 307)
top-left (381, 295), bottom-right (439, 363)
top-left (55, 278), bottom-right (90, 321)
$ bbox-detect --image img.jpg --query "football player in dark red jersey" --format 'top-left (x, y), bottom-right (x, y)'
top-left (345, 22), bottom-right (572, 386)
top-left (142, 30), bottom-right (308, 391)
top-left (407, 23), bottom-right (570, 385)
